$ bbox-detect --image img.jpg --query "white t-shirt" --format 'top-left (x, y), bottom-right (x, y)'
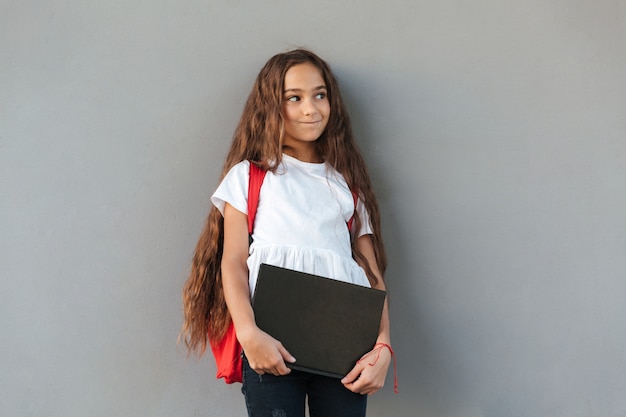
top-left (211, 154), bottom-right (373, 294)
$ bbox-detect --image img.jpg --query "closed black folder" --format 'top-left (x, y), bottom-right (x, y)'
top-left (252, 263), bottom-right (386, 378)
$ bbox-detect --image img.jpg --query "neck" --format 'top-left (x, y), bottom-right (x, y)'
top-left (282, 146), bottom-right (323, 163)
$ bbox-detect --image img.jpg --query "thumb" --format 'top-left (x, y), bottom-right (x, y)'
top-left (341, 363), bottom-right (363, 385)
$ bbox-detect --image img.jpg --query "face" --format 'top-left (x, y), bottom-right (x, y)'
top-left (281, 62), bottom-right (330, 150)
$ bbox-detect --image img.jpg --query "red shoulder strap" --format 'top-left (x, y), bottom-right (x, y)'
top-left (247, 162), bottom-right (267, 234)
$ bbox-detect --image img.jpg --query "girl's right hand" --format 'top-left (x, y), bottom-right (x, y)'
top-left (238, 327), bottom-right (296, 376)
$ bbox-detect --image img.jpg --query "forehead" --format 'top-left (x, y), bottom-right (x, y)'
top-left (283, 63), bottom-right (326, 90)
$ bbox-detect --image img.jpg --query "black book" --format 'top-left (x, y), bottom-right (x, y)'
top-left (252, 263), bottom-right (386, 378)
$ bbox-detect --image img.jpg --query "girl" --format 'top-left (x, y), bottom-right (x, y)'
top-left (181, 49), bottom-right (392, 417)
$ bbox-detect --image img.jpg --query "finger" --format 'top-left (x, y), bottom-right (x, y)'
top-left (252, 367), bottom-right (265, 376)
top-left (357, 379), bottom-right (384, 396)
top-left (344, 381), bottom-right (366, 394)
top-left (268, 364), bottom-right (290, 376)
top-left (343, 369), bottom-right (383, 395)
top-left (278, 344), bottom-right (296, 364)
top-left (349, 381), bottom-right (376, 396)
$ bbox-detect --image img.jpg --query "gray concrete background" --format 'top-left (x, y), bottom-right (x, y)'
top-left (2, 1), bottom-right (625, 416)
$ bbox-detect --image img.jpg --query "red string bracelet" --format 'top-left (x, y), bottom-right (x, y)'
top-left (357, 342), bottom-right (399, 394)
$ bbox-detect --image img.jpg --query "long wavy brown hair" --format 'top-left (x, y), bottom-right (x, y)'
top-left (180, 49), bottom-right (387, 356)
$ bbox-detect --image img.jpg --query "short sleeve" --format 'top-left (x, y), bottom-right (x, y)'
top-left (210, 160), bottom-right (250, 216)
top-left (355, 197), bottom-right (373, 237)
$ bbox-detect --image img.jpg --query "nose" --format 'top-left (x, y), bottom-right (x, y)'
top-left (302, 98), bottom-right (318, 116)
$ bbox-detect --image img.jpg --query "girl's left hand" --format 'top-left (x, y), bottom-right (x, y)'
top-left (341, 345), bottom-right (392, 395)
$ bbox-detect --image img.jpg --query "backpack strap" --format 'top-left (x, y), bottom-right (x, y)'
top-left (247, 162), bottom-right (267, 235)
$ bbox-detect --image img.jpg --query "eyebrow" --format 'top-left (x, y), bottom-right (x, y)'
top-left (283, 85), bottom-right (327, 93)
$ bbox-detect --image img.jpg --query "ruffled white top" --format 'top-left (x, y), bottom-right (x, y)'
top-left (211, 154), bottom-right (373, 295)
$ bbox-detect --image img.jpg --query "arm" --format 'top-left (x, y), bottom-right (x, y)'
top-left (341, 234), bottom-right (392, 395)
top-left (221, 203), bottom-right (295, 376)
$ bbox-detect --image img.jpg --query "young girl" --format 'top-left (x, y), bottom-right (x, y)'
top-left (181, 49), bottom-right (392, 417)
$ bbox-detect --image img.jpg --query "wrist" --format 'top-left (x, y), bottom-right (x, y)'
top-left (372, 342), bottom-right (395, 357)
top-left (233, 322), bottom-right (259, 344)
top-left (375, 335), bottom-right (391, 346)
top-left (369, 342), bottom-right (398, 394)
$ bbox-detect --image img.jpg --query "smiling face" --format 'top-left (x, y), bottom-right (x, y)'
top-left (281, 63), bottom-right (330, 157)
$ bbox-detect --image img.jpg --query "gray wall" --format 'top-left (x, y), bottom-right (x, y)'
top-left (2, 1), bottom-right (625, 416)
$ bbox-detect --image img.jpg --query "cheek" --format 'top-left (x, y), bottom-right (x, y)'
top-left (321, 102), bottom-right (331, 118)
top-left (282, 106), bottom-right (297, 122)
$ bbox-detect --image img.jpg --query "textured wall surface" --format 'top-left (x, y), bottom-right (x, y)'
top-left (2, 1), bottom-right (625, 416)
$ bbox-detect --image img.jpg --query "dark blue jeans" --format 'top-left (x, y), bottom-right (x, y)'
top-left (242, 357), bottom-right (367, 417)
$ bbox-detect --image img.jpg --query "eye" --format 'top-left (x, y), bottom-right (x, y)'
top-left (286, 95), bottom-right (300, 102)
top-left (315, 92), bottom-right (326, 100)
